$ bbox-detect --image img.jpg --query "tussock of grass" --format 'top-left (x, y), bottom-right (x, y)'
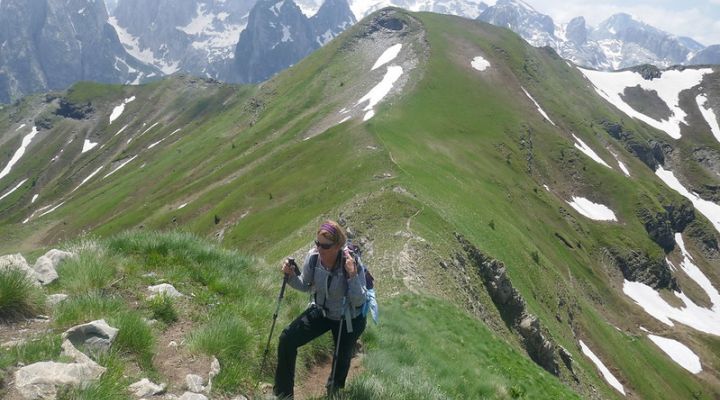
top-left (146, 293), bottom-right (178, 325)
top-left (52, 293), bottom-right (126, 329)
top-left (56, 250), bottom-right (118, 294)
top-left (0, 268), bottom-right (46, 321)
top-left (109, 312), bottom-right (155, 370)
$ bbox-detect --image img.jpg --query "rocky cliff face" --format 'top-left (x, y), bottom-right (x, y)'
top-left (0, 0), bottom-right (158, 103)
top-left (228, 0), bottom-right (354, 83)
top-left (110, 0), bottom-right (255, 78)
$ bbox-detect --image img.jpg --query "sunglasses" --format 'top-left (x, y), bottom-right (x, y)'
top-left (315, 239), bottom-right (335, 249)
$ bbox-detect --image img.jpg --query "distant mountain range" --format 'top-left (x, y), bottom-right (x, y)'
top-left (0, 0), bottom-right (718, 103)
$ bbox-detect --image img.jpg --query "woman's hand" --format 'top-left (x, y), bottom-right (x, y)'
top-left (281, 259), bottom-right (296, 277)
top-left (344, 249), bottom-right (357, 278)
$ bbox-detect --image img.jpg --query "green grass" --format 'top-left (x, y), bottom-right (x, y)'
top-left (52, 293), bottom-right (126, 329)
top-left (0, 334), bottom-right (62, 370)
top-left (145, 293), bottom-right (178, 325)
top-left (108, 312), bottom-right (156, 370)
top-left (339, 294), bottom-right (581, 400)
top-left (55, 249), bottom-right (118, 295)
top-left (0, 268), bottom-right (46, 321)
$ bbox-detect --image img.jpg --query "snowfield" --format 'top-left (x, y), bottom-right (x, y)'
top-left (580, 68), bottom-right (712, 139)
top-left (647, 334), bottom-right (702, 374)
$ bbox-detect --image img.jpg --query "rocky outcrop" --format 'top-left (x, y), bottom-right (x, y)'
top-left (600, 120), bottom-right (669, 170)
top-left (635, 196), bottom-right (695, 252)
top-left (455, 233), bottom-right (560, 375)
top-left (606, 247), bottom-right (677, 290)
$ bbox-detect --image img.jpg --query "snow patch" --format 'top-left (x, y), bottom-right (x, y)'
top-left (471, 56), bottom-right (490, 71)
top-left (696, 94), bottom-right (720, 143)
top-left (109, 17), bottom-right (180, 74)
top-left (572, 134), bottom-right (611, 169)
top-left (521, 87), bottom-right (555, 126)
top-left (580, 68), bottom-right (712, 139)
top-left (0, 126), bottom-right (39, 181)
top-left (356, 65), bottom-right (403, 121)
top-left (15, 124), bottom-right (26, 131)
top-left (566, 196), bottom-right (617, 221)
top-left (647, 334), bottom-right (702, 374)
top-left (81, 139), bottom-right (98, 154)
top-left (178, 203), bottom-right (188, 210)
top-left (109, 96), bottom-right (136, 125)
top-left (579, 340), bottom-right (625, 395)
top-left (675, 233), bottom-right (720, 311)
top-left (372, 44), bottom-right (402, 71)
top-left (31, 194), bottom-right (39, 204)
top-left (610, 151), bottom-right (630, 176)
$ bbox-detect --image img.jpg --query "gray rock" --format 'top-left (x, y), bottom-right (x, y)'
top-left (178, 392), bottom-right (208, 400)
top-left (0, 253), bottom-right (39, 285)
top-left (129, 378), bottom-right (166, 397)
top-left (47, 294), bottom-right (69, 306)
top-left (62, 319), bottom-right (119, 353)
top-left (148, 283), bottom-right (184, 298)
top-left (185, 374), bottom-right (205, 393)
top-left (207, 356), bottom-right (221, 392)
top-left (32, 257), bottom-right (59, 285)
top-left (14, 360), bottom-right (105, 400)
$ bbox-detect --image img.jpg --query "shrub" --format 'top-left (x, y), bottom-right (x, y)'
top-left (0, 268), bottom-right (45, 321)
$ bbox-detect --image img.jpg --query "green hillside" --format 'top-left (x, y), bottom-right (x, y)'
top-left (2, 8), bottom-right (720, 399)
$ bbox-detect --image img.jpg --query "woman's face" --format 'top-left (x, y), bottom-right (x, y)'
top-left (315, 236), bottom-right (338, 253)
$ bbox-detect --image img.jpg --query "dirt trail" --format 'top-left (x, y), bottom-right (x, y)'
top-left (294, 354), bottom-right (364, 400)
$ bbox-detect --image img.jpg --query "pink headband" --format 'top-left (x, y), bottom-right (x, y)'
top-left (320, 223), bottom-right (338, 242)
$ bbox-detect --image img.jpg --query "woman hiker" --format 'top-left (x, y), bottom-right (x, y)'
top-left (274, 220), bottom-right (368, 399)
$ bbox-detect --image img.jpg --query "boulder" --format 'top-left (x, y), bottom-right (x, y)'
top-left (129, 378), bottom-right (166, 397)
top-left (207, 357), bottom-right (221, 393)
top-left (62, 319), bottom-right (118, 353)
top-left (14, 360), bottom-right (105, 400)
top-left (0, 253), bottom-right (39, 285)
top-left (32, 250), bottom-right (74, 286)
top-left (148, 283), bottom-right (184, 299)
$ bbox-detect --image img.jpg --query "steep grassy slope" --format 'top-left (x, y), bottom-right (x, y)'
top-left (2, 8), bottom-right (720, 399)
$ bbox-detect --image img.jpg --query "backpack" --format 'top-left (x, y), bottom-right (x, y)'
top-left (345, 240), bottom-right (379, 325)
top-left (308, 240), bottom-right (379, 324)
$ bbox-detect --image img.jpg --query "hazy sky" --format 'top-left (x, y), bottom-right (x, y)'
top-left (492, 0), bottom-right (720, 46)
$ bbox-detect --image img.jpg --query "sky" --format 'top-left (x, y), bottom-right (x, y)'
top-left (497, 0), bottom-right (720, 46)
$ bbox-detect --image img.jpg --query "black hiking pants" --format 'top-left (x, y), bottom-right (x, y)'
top-left (274, 305), bottom-right (366, 399)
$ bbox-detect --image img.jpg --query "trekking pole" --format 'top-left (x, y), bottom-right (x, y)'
top-left (327, 295), bottom-right (346, 396)
top-left (260, 257), bottom-right (298, 374)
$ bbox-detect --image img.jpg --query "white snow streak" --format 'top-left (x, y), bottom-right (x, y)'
top-left (697, 94), bottom-right (720, 143)
top-left (372, 44), bottom-right (402, 71)
top-left (114, 124), bottom-right (129, 137)
top-left (579, 340), bottom-right (625, 395)
top-left (103, 156), bottom-right (138, 179)
top-left (15, 124), bottom-right (26, 131)
top-left (72, 166), bottom-right (104, 192)
top-left (566, 196), bottom-right (617, 221)
top-left (0, 126), bottom-right (39, 181)
top-left (521, 87), bottom-right (555, 126)
top-left (31, 194), bottom-right (39, 203)
top-left (0, 178), bottom-right (28, 202)
top-left (580, 68), bottom-right (711, 139)
top-left (357, 65), bottom-right (403, 121)
top-left (471, 56), bottom-right (490, 71)
top-left (655, 166), bottom-right (720, 234)
top-left (647, 334), bottom-right (702, 374)
top-left (572, 134), bottom-right (611, 169)
top-left (109, 17), bottom-right (179, 74)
